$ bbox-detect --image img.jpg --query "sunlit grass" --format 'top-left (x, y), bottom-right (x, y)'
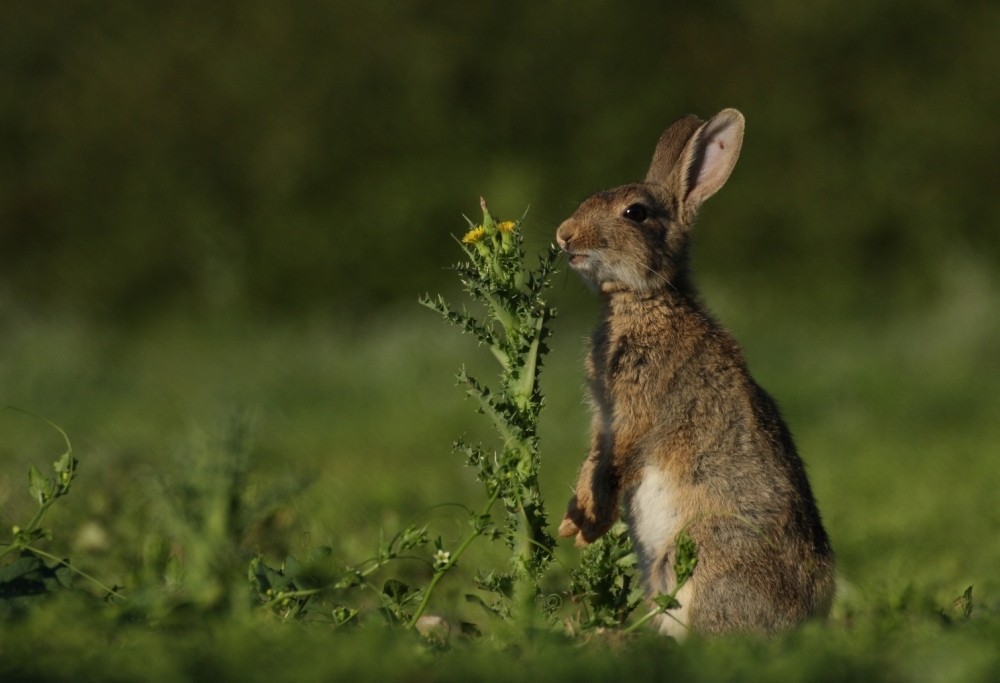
top-left (1, 266), bottom-right (999, 679)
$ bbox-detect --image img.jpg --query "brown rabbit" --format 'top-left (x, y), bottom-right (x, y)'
top-left (556, 108), bottom-right (835, 637)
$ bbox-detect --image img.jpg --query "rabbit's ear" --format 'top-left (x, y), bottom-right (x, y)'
top-left (676, 108), bottom-right (745, 211)
top-left (645, 115), bottom-right (703, 187)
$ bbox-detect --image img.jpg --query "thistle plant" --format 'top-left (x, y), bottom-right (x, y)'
top-left (250, 199), bottom-right (560, 633)
top-left (563, 520), bottom-right (697, 634)
top-left (419, 198), bottom-right (559, 624)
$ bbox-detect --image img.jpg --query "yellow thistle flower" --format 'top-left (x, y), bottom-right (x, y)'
top-left (462, 226), bottom-right (487, 244)
top-left (497, 220), bottom-right (517, 234)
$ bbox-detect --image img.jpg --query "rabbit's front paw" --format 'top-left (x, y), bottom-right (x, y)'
top-left (559, 494), bottom-right (615, 547)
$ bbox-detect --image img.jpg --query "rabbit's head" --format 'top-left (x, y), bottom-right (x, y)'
top-left (556, 108), bottom-right (745, 294)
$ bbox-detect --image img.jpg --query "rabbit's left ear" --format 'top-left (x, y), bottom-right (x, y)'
top-left (675, 108), bottom-right (745, 212)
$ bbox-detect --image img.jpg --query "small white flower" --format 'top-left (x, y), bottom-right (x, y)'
top-left (433, 548), bottom-right (451, 569)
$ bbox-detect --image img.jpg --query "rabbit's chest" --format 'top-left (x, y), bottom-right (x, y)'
top-left (594, 333), bottom-right (654, 387)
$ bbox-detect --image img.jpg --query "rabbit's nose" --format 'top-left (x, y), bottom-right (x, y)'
top-left (556, 220), bottom-right (577, 251)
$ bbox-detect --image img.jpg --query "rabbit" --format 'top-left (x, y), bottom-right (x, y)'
top-left (556, 108), bottom-right (835, 637)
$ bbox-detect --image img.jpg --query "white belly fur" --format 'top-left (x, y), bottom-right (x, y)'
top-left (626, 464), bottom-right (682, 581)
top-left (625, 464), bottom-right (692, 637)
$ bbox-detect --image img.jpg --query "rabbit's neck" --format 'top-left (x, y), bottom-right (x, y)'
top-left (598, 288), bottom-right (706, 348)
top-left (604, 287), bottom-right (698, 319)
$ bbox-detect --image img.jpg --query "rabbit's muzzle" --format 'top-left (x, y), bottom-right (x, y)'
top-left (556, 219), bottom-right (591, 268)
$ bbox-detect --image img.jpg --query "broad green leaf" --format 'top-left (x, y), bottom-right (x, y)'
top-left (28, 465), bottom-right (49, 505)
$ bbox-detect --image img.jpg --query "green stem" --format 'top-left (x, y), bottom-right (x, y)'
top-left (268, 587), bottom-right (326, 603)
top-left (262, 552), bottom-right (404, 610)
top-left (515, 314), bottom-right (545, 408)
top-left (621, 603), bottom-right (687, 635)
top-left (22, 498), bottom-right (56, 537)
top-left (514, 504), bottom-right (538, 627)
top-left (621, 575), bottom-right (692, 635)
top-left (407, 486), bottom-right (502, 628)
top-left (26, 546), bottom-right (125, 600)
top-left (0, 496), bottom-right (61, 563)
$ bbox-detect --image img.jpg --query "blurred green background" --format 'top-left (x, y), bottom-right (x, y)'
top-left (1, 2), bottom-right (1000, 675)
top-left (2, 0), bottom-right (997, 320)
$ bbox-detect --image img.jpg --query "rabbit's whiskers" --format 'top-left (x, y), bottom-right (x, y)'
top-left (612, 250), bottom-right (678, 294)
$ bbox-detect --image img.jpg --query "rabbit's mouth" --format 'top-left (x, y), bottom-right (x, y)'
top-left (567, 253), bottom-right (590, 268)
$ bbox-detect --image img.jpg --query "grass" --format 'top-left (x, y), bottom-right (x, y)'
top-left (1, 261), bottom-right (999, 681)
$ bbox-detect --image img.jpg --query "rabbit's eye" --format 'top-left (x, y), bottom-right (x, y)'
top-left (622, 204), bottom-right (648, 223)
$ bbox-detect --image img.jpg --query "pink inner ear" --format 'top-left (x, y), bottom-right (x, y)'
top-left (698, 134), bottom-right (730, 185)
top-left (689, 122), bottom-right (741, 201)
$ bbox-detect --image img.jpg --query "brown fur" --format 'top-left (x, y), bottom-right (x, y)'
top-left (556, 109), bottom-right (835, 636)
